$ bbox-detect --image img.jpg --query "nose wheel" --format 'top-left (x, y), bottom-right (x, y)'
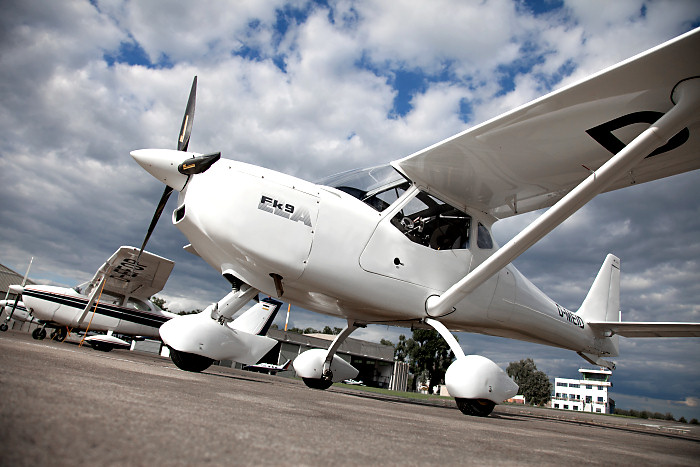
top-left (302, 377), bottom-right (334, 390)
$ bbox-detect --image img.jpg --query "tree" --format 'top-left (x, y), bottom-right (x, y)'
top-left (150, 296), bottom-right (167, 311)
top-left (394, 329), bottom-right (455, 394)
top-left (506, 358), bottom-right (553, 406)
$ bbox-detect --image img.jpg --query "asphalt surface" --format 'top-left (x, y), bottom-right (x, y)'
top-left (1, 330), bottom-right (698, 466)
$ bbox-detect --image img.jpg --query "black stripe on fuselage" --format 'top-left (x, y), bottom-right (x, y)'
top-left (23, 289), bottom-right (169, 328)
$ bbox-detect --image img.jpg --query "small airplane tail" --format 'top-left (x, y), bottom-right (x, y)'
top-left (576, 254), bottom-right (621, 363)
top-left (230, 298), bottom-right (282, 336)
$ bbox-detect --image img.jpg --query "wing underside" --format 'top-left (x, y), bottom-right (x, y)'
top-left (87, 246), bottom-right (175, 299)
top-left (393, 28), bottom-right (700, 218)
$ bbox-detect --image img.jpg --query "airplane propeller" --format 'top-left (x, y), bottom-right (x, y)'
top-left (136, 76), bottom-right (220, 259)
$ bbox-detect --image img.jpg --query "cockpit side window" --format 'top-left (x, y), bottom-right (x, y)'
top-left (392, 191), bottom-right (471, 250)
top-left (126, 297), bottom-right (151, 311)
top-left (100, 291), bottom-right (124, 305)
top-left (477, 222), bottom-right (494, 249)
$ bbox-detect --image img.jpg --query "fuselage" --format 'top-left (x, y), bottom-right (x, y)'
top-left (21, 285), bottom-right (174, 337)
top-left (168, 156), bottom-right (610, 357)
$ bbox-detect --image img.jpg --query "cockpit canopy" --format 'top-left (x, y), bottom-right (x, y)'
top-left (321, 164), bottom-right (493, 251)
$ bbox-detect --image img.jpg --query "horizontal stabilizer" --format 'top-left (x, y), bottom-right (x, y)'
top-left (587, 321), bottom-right (700, 338)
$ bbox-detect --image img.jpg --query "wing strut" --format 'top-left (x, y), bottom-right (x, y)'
top-left (426, 78), bottom-right (700, 318)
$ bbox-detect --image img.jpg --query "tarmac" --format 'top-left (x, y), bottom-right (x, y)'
top-left (1, 330), bottom-right (698, 466)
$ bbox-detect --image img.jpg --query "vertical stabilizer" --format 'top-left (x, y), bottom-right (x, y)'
top-left (230, 298), bottom-right (282, 335)
top-left (578, 254), bottom-right (621, 323)
top-left (577, 254), bottom-right (621, 359)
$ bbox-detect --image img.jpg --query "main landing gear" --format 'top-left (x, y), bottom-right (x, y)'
top-left (425, 318), bottom-right (518, 417)
top-left (50, 326), bottom-right (68, 342)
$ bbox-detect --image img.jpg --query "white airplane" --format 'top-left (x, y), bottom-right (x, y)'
top-left (5, 246), bottom-right (283, 362)
top-left (1, 259), bottom-right (35, 332)
top-left (243, 359), bottom-right (292, 375)
top-left (130, 29), bottom-right (700, 416)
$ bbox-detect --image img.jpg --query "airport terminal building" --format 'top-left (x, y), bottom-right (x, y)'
top-left (550, 368), bottom-right (612, 414)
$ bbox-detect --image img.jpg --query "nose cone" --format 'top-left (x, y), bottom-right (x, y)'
top-left (131, 149), bottom-right (193, 191)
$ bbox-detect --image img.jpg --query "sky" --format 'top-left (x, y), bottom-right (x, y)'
top-left (1, 0), bottom-right (699, 419)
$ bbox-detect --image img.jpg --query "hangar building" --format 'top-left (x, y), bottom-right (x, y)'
top-left (241, 328), bottom-right (397, 389)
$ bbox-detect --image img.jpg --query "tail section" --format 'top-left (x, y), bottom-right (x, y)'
top-left (578, 254), bottom-right (621, 324)
top-left (577, 254), bottom-right (621, 365)
top-left (230, 298), bottom-right (282, 335)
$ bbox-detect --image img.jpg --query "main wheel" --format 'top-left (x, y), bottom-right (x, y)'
top-left (169, 347), bottom-right (214, 372)
top-left (55, 327), bottom-right (68, 342)
top-left (90, 341), bottom-right (113, 352)
top-left (32, 328), bottom-right (47, 340)
top-left (302, 377), bottom-right (333, 390)
top-left (455, 398), bottom-right (496, 417)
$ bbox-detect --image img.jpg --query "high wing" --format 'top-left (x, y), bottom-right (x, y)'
top-left (587, 321), bottom-right (700, 338)
top-left (393, 28), bottom-right (700, 219)
top-left (86, 246), bottom-right (174, 300)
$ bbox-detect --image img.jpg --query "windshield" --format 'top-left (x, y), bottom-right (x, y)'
top-left (317, 165), bottom-right (409, 211)
top-left (318, 165), bottom-right (405, 196)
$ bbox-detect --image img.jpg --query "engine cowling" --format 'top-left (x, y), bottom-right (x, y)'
top-left (445, 355), bottom-right (519, 404)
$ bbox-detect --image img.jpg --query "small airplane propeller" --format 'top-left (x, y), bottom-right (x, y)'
top-left (136, 76), bottom-right (219, 260)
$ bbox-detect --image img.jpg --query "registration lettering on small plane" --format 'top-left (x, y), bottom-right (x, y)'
top-left (556, 304), bottom-right (584, 329)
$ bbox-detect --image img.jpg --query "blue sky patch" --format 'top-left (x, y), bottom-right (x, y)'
top-left (104, 40), bottom-right (151, 68)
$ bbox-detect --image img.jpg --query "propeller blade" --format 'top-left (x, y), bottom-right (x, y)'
top-left (178, 152), bottom-right (221, 175)
top-left (6, 285), bottom-right (24, 320)
top-left (178, 76), bottom-right (197, 152)
top-left (138, 185), bottom-right (173, 259)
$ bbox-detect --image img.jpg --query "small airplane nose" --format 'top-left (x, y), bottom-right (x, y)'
top-left (131, 148), bottom-right (193, 191)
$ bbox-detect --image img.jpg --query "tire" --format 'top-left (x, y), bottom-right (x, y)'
top-left (302, 377), bottom-right (334, 390)
top-left (169, 347), bottom-right (214, 372)
top-left (0, 323), bottom-right (8, 332)
top-left (90, 342), bottom-right (113, 352)
top-left (32, 328), bottom-right (47, 340)
top-left (55, 327), bottom-right (68, 342)
top-left (455, 398), bottom-right (495, 417)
